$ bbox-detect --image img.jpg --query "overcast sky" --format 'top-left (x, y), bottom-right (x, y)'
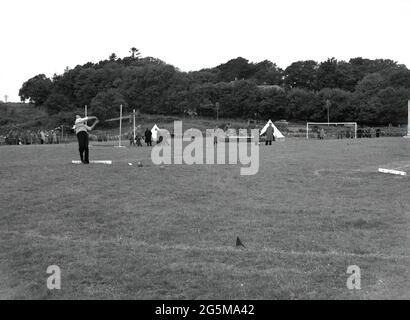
top-left (1, 0), bottom-right (409, 102)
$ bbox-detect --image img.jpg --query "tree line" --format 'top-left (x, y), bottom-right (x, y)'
top-left (19, 48), bottom-right (410, 126)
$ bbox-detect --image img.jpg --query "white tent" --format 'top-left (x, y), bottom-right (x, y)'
top-left (151, 124), bottom-right (162, 142)
top-left (260, 120), bottom-right (285, 140)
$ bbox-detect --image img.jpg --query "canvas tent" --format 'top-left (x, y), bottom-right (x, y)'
top-left (260, 120), bottom-right (285, 140)
top-left (151, 124), bottom-right (162, 142)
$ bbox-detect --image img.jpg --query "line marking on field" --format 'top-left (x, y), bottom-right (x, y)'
top-left (71, 160), bottom-right (112, 165)
top-left (378, 168), bottom-right (407, 176)
top-left (2, 230), bottom-right (409, 261)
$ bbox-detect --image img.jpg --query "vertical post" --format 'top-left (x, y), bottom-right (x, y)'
top-left (354, 123), bottom-right (357, 139)
top-left (407, 100), bottom-right (410, 137)
top-left (61, 125), bottom-right (64, 143)
top-left (84, 105), bottom-right (88, 125)
top-left (306, 123), bottom-right (309, 140)
top-left (119, 104), bottom-right (123, 147)
top-left (133, 109), bottom-right (136, 144)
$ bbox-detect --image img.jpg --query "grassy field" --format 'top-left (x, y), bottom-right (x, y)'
top-left (0, 137), bottom-right (409, 299)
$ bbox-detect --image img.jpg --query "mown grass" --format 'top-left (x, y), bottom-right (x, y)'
top-left (0, 137), bottom-right (409, 299)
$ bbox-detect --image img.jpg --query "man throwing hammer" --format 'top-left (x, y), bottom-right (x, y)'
top-left (73, 115), bottom-right (99, 164)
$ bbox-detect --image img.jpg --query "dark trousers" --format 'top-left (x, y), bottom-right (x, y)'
top-left (265, 140), bottom-right (272, 145)
top-left (77, 131), bottom-right (89, 163)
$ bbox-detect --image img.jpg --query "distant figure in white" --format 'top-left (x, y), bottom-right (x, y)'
top-left (73, 115), bottom-right (99, 164)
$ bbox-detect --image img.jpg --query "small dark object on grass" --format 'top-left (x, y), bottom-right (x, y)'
top-left (236, 236), bottom-right (245, 248)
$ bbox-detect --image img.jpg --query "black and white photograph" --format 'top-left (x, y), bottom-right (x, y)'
top-left (0, 0), bottom-right (409, 307)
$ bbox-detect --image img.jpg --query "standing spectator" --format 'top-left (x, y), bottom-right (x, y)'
top-left (319, 128), bottom-right (325, 140)
top-left (213, 125), bottom-right (219, 145)
top-left (128, 130), bottom-right (135, 146)
top-left (370, 127), bottom-right (376, 138)
top-left (53, 130), bottom-right (58, 144)
top-left (144, 128), bottom-right (152, 146)
top-left (31, 131), bottom-right (37, 144)
top-left (336, 127), bottom-right (342, 139)
top-left (265, 123), bottom-right (274, 145)
top-left (39, 130), bottom-right (45, 144)
top-left (135, 125), bottom-right (143, 146)
top-left (357, 128), bottom-right (363, 138)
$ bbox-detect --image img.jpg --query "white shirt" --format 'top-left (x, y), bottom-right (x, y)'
top-left (73, 117), bottom-right (92, 134)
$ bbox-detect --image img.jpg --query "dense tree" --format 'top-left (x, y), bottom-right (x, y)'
top-left (216, 57), bottom-right (254, 82)
top-left (388, 69), bottom-right (410, 89)
top-left (188, 69), bottom-right (220, 85)
top-left (287, 88), bottom-right (321, 121)
top-left (284, 61), bottom-right (318, 90)
top-left (19, 74), bottom-right (53, 106)
top-left (375, 87), bottom-right (410, 125)
top-left (90, 89), bottom-right (128, 120)
top-left (43, 93), bottom-right (73, 115)
top-left (253, 60), bottom-right (283, 85)
top-left (257, 86), bottom-right (288, 120)
top-left (317, 58), bottom-right (340, 90)
top-left (18, 52), bottom-right (410, 126)
top-left (352, 73), bottom-right (387, 124)
top-left (317, 88), bottom-right (354, 122)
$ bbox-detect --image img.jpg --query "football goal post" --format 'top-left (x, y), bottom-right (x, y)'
top-left (306, 122), bottom-right (358, 140)
top-left (99, 104), bottom-right (131, 147)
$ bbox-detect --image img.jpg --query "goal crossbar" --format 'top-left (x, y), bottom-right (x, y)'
top-left (306, 122), bottom-right (357, 139)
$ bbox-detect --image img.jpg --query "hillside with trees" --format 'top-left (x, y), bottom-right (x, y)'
top-left (18, 48), bottom-right (410, 127)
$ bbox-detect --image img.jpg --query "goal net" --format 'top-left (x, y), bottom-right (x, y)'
top-left (306, 122), bottom-right (357, 140)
